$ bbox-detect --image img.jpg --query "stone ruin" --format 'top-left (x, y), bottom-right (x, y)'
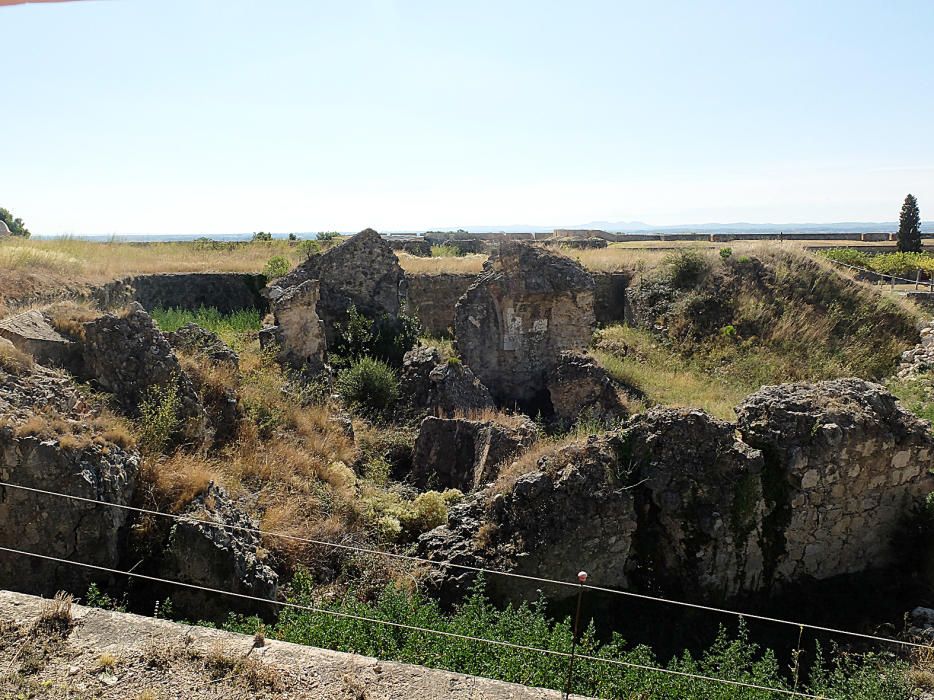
top-left (260, 280), bottom-right (327, 372)
top-left (454, 242), bottom-right (596, 410)
top-left (274, 228), bottom-right (405, 346)
top-left (420, 378), bottom-right (934, 604)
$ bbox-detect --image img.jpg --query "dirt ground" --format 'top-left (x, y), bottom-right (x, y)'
top-left (0, 590), bottom-right (591, 700)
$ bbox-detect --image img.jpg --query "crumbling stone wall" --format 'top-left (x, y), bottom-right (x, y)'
top-left (454, 243), bottom-right (595, 409)
top-left (259, 280), bottom-right (327, 372)
top-left (275, 229), bottom-right (404, 346)
top-left (406, 273), bottom-right (476, 337)
top-left (421, 379), bottom-right (934, 604)
top-left (94, 273), bottom-right (267, 313)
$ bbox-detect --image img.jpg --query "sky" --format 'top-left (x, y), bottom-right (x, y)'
top-left (2, 0), bottom-right (933, 235)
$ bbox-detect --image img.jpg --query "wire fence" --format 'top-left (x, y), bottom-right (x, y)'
top-left (0, 480), bottom-right (928, 652)
top-left (0, 543), bottom-right (836, 699)
top-left (825, 257), bottom-right (934, 291)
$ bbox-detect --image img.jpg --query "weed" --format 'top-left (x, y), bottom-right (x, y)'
top-left (336, 357), bottom-right (399, 420)
top-left (263, 255), bottom-right (291, 278)
top-left (137, 381), bottom-right (181, 455)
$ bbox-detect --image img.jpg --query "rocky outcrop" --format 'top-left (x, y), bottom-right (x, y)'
top-left (0, 310), bottom-right (79, 370)
top-left (547, 352), bottom-right (627, 428)
top-left (81, 304), bottom-right (208, 445)
top-left (166, 323), bottom-right (239, 368)
top-left (399, 347), bottom-right (495, 419)
top-left (420, 379), bottom-right (934, 604)
top-left (260, 280), bottom-right (327, 372)
top-left (406, 273), bottom-right (476, 338)
top-left (411, 416), bottom-right (537, 492)
top-left (276, 229), bottom-right (404, 346)
top-left (454, 243), bottom-right (595, 410)
top-left (896, 320), bottom-right (934, 379)
top-left (157, 484), bottom-right (278, 621)
top-left (0, 366), bottom-right (139, 596)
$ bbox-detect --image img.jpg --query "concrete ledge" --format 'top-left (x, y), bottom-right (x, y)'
top-left (0, 590), bottom-right (592, 699)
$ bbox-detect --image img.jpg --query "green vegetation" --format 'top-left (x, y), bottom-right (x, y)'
top-left (331, 304), bottom-right (421, 368)
top-left (316, 231), bottom-right (341, 242)
top-left (0, 206), bottom-right (31, 237)
top-left (820, 248), bottom-right (934, 278)
top-left (335, 356), bottom-right (400, 420)
top-left (137, 381), bottom-right (181, 455)
top-left (150, 306), bottom-right (262, 347)
top-left (897, 194), bottom-right (922, 253)
top-left (430, 243), bottom-right (464, 257)
top-left (223, 573), bottom-right (911, 700)
top-left (263, 255), bottom-right (291, 278)
top-left (887, 372), bottom-right (934, 423)
top-left (251, 231), bottom-right (273, 242)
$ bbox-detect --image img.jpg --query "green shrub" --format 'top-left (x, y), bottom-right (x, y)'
top-left (431, 244), bottom-right (463, 257)
top-left (664, 250), bottom-right (710, 288)
top-left (332, 305), bottom-right (422, 368)
top-left (819, 248), bottom-right (873, 268)
top-left (336, 357), bottom-right (399, 419)
top-left (298, 239), bottom-right (322, 260)
top-left (252, 231), bottom-right (273, 242)
top-left (719, 247), bottom-right (732, 260)
top-left (138, 381), bottom-right (181, 455)
top-left (223, 573), bottom-right (911, 700)
top-left (264, 255), bottom-right (291, 279)
top-left (317, 231), bottom-right (341, 242)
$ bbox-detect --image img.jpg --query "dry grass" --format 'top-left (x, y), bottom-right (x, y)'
top-left (450, 407), bottom-right (532, 429)
top-left (11, 407), bottom-right (137, 451)
top-left (491, 434), bottom-right (582, 494)
top-left (0, 339), bottom-right (34, 374)
top-left (44, 300), bottom-right (101, 339)
top-left (140, 452), bottom-right (216, 513)
top-left (36, 592), bottom-right (73, 632)
top-left (201, 641), bottom-right (283, 691)
top-left (396, 251), bottom-right (487, 275)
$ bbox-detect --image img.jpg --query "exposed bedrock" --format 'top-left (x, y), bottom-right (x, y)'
top-left (275, 228), bottom-right (405, 346)
top-left (420, 379), bottom-right (934, 604)
top-left (546, 351), bottom-right (629, 429)
top-left (454, 243), bottom-right (595, 410)
top-left (0, 367), bottom-right (139, 596)
top-left (399, 346), bottom-right (495, 419)
top-left (166, 323), bottom-right (239, 368)
top-left (411, 415), bottom-right (537, 492)
top-left (82, 303), bottom-right (209, 446)
top-left (154, 484), bottom-right (279, 622)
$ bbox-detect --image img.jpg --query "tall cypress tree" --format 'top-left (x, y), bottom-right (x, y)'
top-left (897, 193), bottom-right (922, 252)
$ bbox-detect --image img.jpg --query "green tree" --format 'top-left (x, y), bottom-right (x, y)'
top-left (0, 207), bottom-right (31, 237)
top-left (896, 193), bottom-right (922, 252)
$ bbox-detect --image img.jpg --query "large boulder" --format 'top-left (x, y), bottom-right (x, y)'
top-left (399, 347), bottom-right (495, 419)
top-left (275, 228), bottom-right (404, 346)
top-left (260, 280), bottom-right (327, 372)
top-left (0, 310), bottom-right (79, 371)
top-left (81, 303), bottom-right (208, 446)
top-left (454, 242), bottom-right (595, 410)
top-left (420, 379), bottom-right (934, 605)
top-left (0, 365), bottom-right (139, 596)
top-left (157, 484), bottom-right (278, 622)
top-left (411, 415), bottom-right (537, 492)
top-left (547, 352), bottom-right (628, 428)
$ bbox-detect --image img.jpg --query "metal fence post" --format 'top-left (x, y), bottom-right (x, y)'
top-left (563, 571), bottom-right (588, 700)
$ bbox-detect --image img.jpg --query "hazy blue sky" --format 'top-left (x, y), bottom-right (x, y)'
top-left (2, 0), bottom-right (933, 234)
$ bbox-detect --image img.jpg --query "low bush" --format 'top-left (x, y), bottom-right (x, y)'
top-left (430, 244), bottom-right (463, 257)
top-left (664, 249), bottom-right (710, 288)
top-left (331, 305), bottom-right (421, 368)
top-left (223, 573), bottom-right (911, 700)
top-left (137, 381), bottom-right (181, 455)
top-left (336, 357), bottom-right (399, 420)
top-left (263, 255), bottom-right (291, 279)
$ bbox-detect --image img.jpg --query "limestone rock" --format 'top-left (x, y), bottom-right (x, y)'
top-left (81, 304), bottom-right (208, 446)
top-left (411, 415), bottom-right (536, 491)
top-left (454, 242), bottom-right (595, 410)
top-left (158, 484), bottom-right (278, 621)
top-left (0, 310), bottom-right (79, 370)
top-left (735, 378), bottom-right (934, 583)
top-left (259, 280), bottom-right (326, 372)
top-left (547, 352), bottom-right (628, 428)
top-left (275, 228), bottom-right (404, 346)
top-left (399, 347), bottom-right (495, 419)
top-left (0, 367), bottom-right (138, 596)
top-left (420, 379), bottom-right (934, 605)
top-left (166, 323), bottom-right (239, 368)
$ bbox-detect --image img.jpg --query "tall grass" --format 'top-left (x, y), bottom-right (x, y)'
top-left (150, 306), bottom-right (262, 347)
